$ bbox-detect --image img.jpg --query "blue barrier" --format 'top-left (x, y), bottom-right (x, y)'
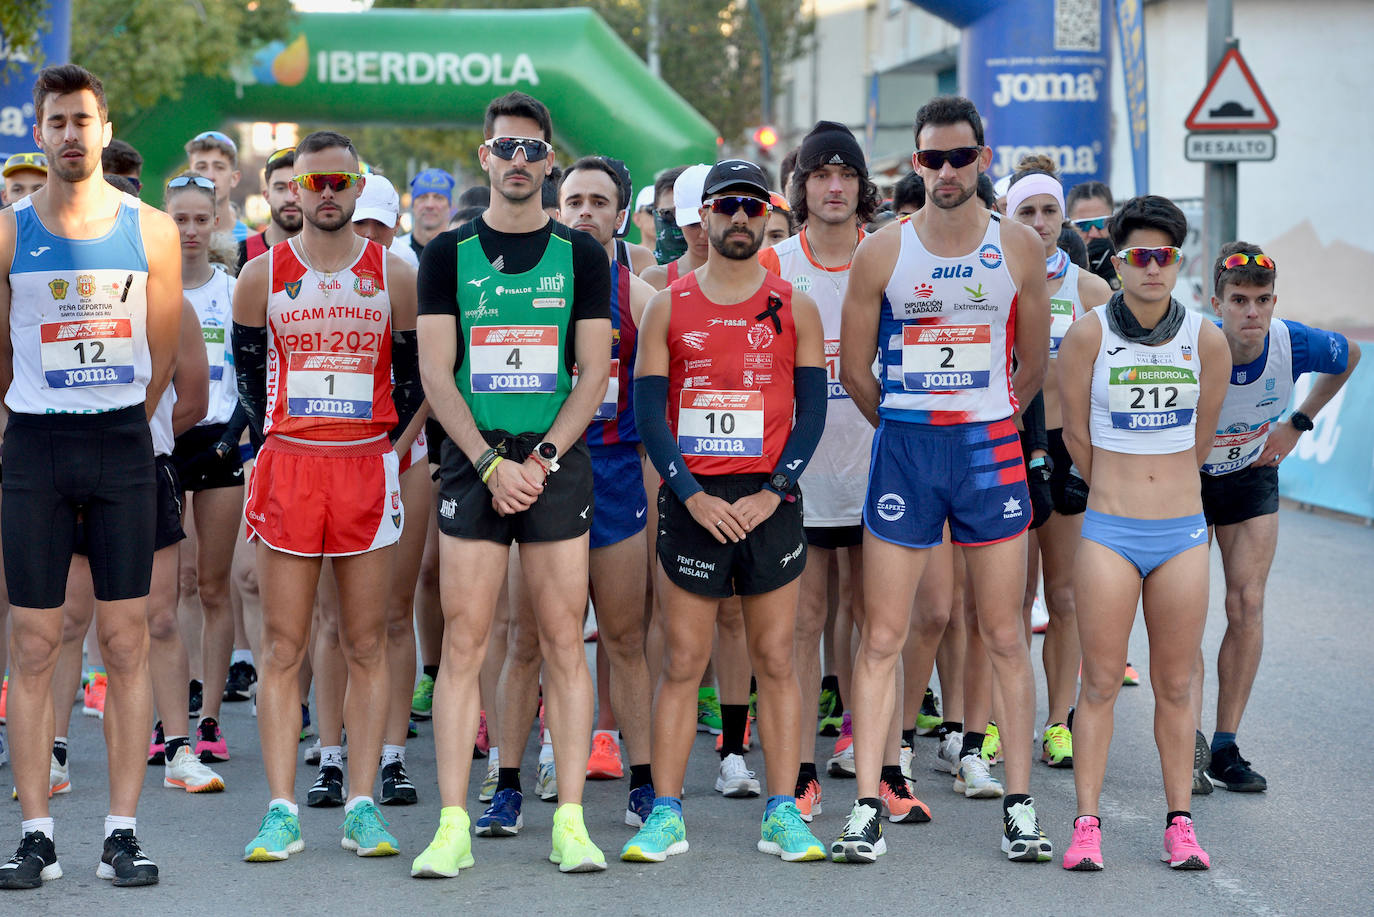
top-left (1278, 340), bottom-right (1374, 520)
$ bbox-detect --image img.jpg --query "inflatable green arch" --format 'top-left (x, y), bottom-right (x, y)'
top-left (121, 9), bottom-right (719, 201)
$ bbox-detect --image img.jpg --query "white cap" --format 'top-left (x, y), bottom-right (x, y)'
top-left (635, 185), bottom-right (655, 212)
top-left (352, 173), bottom-right (400, 229)
top-left (992, 173), bottom-right (1013, 200)
top-left (673, 164), bottom-right (710, 226)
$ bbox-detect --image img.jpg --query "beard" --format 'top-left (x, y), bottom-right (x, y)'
top-left (271, 203), bottom-right (302, 233)
top-left (304, 202), bottom-right (353, 232)
top-left (930, 181), bottom-right (975, 210)
top-left (46, 144), bottom-right (99, 183)
top-left (710, 225), bottom-right (762, 260)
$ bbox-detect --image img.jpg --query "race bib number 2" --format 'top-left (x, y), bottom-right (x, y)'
top-left (287, 351), bottom-right (375, 419)
top-left (678, 390), bottom-right (763, 457)
top-left (40, 319), bottom-right (136, 388)
top-left (901, 324), bottom-right (990, 393)
top-left (471, 326), bottom-right (559, 394)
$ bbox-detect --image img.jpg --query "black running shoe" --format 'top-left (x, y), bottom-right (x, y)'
top-left (0, 831), bottom-right (61, 889)
top-left (1206, 742), bottom-right (1267, 792)
top-left (307, 765), bottom-right (345, 807)
top-left (188, 679), bottom-right (203, 718)
top-left (1002, 797), bottom-right (1051, 863)
top-left (379, 760), bottom-right (418, 806)
top-left (831, 800), bottom-right (885, 863)
top-left (97, 830), bottom-right (158, 887)
top-left (223, 661), bottom-right (257, 702)
top-left (1192, 730), bottom-right (1214, 796)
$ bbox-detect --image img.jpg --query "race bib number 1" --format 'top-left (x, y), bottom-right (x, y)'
top-left (40, 319), bottom-right (136, 389)
top-left (287, 351), bottom-right (375, 419)
top-left (470, 326), bottom-right (559, 393)
top-left (1107, 365), bottom-right (1199, 431)
top-left (824, 339), bottom-right (848, 400)
top-left (901, 324), bottom-right (991, 392)
top-left (678, 390), bottom-right (764, 457)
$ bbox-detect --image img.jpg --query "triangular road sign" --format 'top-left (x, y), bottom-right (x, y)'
top-left (1185, 48), bottom-right (1278, 131)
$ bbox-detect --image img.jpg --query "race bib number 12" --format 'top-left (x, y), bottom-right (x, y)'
top-left (40, 319), bottom-right (136, 388)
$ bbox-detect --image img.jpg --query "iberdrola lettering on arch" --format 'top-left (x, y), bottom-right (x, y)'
top-left (121, 9), bottom-right (718, 197)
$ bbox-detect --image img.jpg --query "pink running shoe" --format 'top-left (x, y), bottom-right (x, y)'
top-left (1162, 815), bottom-right (1210, 869)
top-left (474, 710), bottom-right (490, 757)
top-left (1062, 815), bottom-right (1104, 871)
top-left (195, 716), bottom-right (230, 763)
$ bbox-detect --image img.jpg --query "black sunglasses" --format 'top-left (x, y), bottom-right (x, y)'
top-left (915, 146), bottom-right (982, 170)
top-left (707, 196), bottom-right (769, 218)
top-left (654, 208), bottom-right (677, 226)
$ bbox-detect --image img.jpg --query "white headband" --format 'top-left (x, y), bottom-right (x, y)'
top-left (1005, 173), bottom-right (1065, 218)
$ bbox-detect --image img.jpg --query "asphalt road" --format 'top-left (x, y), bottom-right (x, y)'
top-left (4, 504), bottom-right (1369, 915)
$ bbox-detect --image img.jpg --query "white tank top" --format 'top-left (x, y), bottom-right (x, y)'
top-left (876, 214), bottom-right (1019, 424)
top-left (1089, 305), bottom-right (1203, 454)
top-left (184, 265), bottom-right (238, 427)
top-left (769, 228), bottom-right (871, 526)
top-left (6, 194), bottom-right (152, 414)
top-left (150, 386), bottom-right (175, 457)
top-left (1203, 317), bottom-right (1294, 476)
top-left (1049, 261), bottom-right (1084, 359)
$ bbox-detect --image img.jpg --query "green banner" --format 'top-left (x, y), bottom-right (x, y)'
top-left (122, 9), bottom-right (718, 205)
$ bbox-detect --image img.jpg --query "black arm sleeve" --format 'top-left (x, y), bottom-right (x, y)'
top-left (215, 402), bottom-right (250, 454)
top-left (1021, 390), bottom-right (1049, 455)
top-left (569, 229), bottom-right (613, 322)
top-left (634, 374), bottom-right (703, 503)
top-left (390, 328), bottom-right (423, 442)
top-left (768, 366), bottom-right (827, 491)
top-left (232, 322), bottom-right (269, 444)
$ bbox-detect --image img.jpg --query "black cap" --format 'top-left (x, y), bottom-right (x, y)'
top-left (702, 159), bottom-right (771, 200)
top-left (796, 120), bottom-right (866, 177)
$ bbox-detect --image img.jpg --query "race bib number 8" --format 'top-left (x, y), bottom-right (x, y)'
top-left (203, 325), bottom-right (226, 381)
top-left (678, 390), bottom-right (763, 457)
top-left (471, 326), bottom-right (558, 393)
top-left (287, 351), bottom-right (375, 419)
top-left (902, 324), bottom-right (990, 392)
top-left (41, 319), bottom-right (136, 388)
top-left (1107, 365), bottom-right (1199, 431)
top-left (1204, 423), bottom-right (1268, 474)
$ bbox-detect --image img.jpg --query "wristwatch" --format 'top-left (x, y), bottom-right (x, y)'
top-left (1289, 411), bottom-right (1314, 432)
top-left (534, 441), bottom-right (560, 473)
top-left (765, 472), bottom-right (797, 502)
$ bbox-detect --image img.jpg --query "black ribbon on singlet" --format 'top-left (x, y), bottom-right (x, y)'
top-left (1106, 291), bottom-right (1185, 347)
top-left (755, 292), bottom-right (784, 334)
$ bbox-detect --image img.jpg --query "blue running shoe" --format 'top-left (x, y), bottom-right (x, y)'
top-left (620, 805), bottom-right (687, 862)
top-left (475, 788), bottom-right (523, 837)
top-left (340, 800), bottom-right (399, 856)
top-left (625, 784), bottom-right (655, 828)
top-left (759, 802), bottom-right (826, 862)
top-left (244, 804), bottom-right (304, 862)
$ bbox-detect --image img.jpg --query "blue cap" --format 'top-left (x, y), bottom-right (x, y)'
top-left (410, 168), bottom-right (455, 201)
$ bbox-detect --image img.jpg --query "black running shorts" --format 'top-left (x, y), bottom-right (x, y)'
top-left (804, 524), bottom-right (863, 550)
top-left (435, 432), bottom-right (593, 545)
top-left (656, 473), bottom-right (806, 599)
top-left (1201, 462), bottom-right (1279, 528)
top-left (172, 423), bottom-right (245, 492)
top-left (2, 405), bottom-right (156, 608)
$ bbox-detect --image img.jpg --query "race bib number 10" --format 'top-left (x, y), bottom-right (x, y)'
top-left (902, 324), bottom-right (991, 392)
top-left (41, 319), bottom-right (136, 388)
top-left (287, 351), bottom-right (375, 419)
top-left (471, 326), bottom-right (559, 393)
top-left (678, 390), bottom-right (764, 457)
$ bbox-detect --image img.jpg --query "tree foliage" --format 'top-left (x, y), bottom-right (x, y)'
top-left (374, 0), bottom-right (813, 143)
top-left (67, 0), bottom-right (293, 125)
top-left (0, 0), bottom-right (53, 79)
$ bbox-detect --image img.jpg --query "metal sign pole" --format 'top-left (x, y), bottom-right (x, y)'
top-left (1203, 0), bottom-right (1237, 300)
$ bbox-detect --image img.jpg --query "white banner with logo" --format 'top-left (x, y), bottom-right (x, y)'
top-left (1278, 341), bottom-right (1374, 520)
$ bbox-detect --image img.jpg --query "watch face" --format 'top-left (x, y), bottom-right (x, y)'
top-left (770, 473), bottom-right (789, 491)
top-left (538, 442), bottom-right (558, 459)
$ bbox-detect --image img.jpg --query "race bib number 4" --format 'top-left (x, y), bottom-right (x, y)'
top-left (287, 351), bottom-right (375, 419)
top-left (902, 324), bottom-right (991, 392)
top-left (203, 325), bottom-right (226, 381)
top-left (41, 319), bottom-right (136, 388)
top-left (678, 390), bottom-right (763, 457)
top-left (471, 326), bottom-right (558, 394)
top-left (1107, 365), bottom-right (1199, 431)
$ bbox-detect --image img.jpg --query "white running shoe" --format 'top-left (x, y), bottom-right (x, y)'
top-left (163, 746), bottom-right (225, 793)
top-left (954, 753), bottom-right (1004, 798)
top-left (934, 732), bottom-right (962, 775)
top-left (826, 742), bottom-right (855, 778)
top-left (1030, 594), bottom-right (1049, 633)
top-left (478, 760), bottom-right (500, 803)
top-left (536, 759), bottom-right (558, 802)
top-left (899, 745), bottom-right (915, 788)
top-left (714, 753), bottom-right (760, 798)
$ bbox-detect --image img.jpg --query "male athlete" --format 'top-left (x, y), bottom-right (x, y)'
top-left (1194, 242), bottom-right (1359, 792)
top-left (239, 146), bottom-right (301, 268)
top-left (412, 91), bottom-right (611, 877)
top-left (623, 158), bottom-right (828, 863)
top-left (233, 130), bottom-right (422, 863)
top-left (836, 95), bottom-right (1051, 864)
top-left (0, 64), bottom-right (181, 889)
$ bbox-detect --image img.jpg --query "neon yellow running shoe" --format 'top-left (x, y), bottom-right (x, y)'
top-left (1041, 723), bottom-right (1073, 768)
top-left (411, 807), bottom-right (474, 878)
top-left (549, 804), bottom-right (606, 872)
top-left (980, 722), bottom-right (1002, 765)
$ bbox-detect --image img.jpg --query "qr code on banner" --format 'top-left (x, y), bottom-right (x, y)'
top-left (1055, 0), bottom-right (1101, 52)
